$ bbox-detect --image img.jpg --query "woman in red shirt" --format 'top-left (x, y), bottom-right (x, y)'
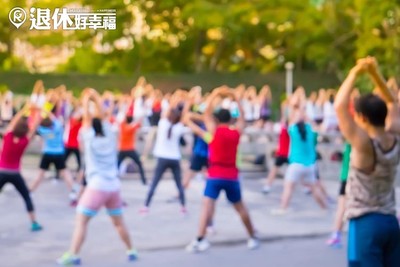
top-left (64, 108), bottom-right (83, 172)
top-left (262, 119), bottom-right (290, 193)
top-left (0, 104), bottom-right (42, 231)
top-left (184, 87), bottom-right (259, 253)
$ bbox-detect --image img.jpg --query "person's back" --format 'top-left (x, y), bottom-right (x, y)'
top-left (0, 132), bottom-right (29, 171)
top-left (276, 123), bottom-right (290, 157)
top-left (153, 117), bottom-right (185, 160)
top-left (82, 121), bottom-right (118, 185)
top-left (347, 136), bottom-right (400, 219)
top-left (65, 117), bottom-right (82, 149)
top-left (334, 58), bottom-right (400, 267)
top-left (288, 122), bottom-right (316, 166)
top-left (192, 122), bottom-right (208, 158)
top-left (119, 120), bottom-right (139, 151)
top-left (208, 125), bottom-right (240, 180)
top-left (38, 118), bottom-right (65, 155)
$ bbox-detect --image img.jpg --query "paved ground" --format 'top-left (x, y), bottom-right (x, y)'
top-left (0, 152), bottom-right (399, 266)
top-left (6, 237), bottom-right (346, 267)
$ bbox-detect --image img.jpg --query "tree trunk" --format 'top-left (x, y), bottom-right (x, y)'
top-left (209, 37), bottom-right (225, 71)
top-left (194, 30), bottom-right (206, 73)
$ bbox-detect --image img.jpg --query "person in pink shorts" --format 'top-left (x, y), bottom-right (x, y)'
top-left (57, 89), bottom-right (137, 266)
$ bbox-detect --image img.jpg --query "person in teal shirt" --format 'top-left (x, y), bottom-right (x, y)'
top-left (29, 115), bottom-right (77, 204)
top-left (272, 121), bottom-right (327, 214)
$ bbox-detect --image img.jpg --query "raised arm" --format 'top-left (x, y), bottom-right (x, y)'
top-left (5, 103), bottom-right (30, 133)
top-left (367, 58), bottom-right (400, 134)
top-left (367, 58), bottom-right (396, 103)
top-left (81, 88), bottom-right (94, 128)
top-left (334, 60), bottom-right (370, 150)
top-left (203, 88), bottom-right (223, 135)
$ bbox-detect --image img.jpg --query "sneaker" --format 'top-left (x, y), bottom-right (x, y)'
top-left (186, 239), bottom-right (210, 253)
top-left (70, 200), bottom-right (78, 207)
top-left (247, 238), bottom-right (260, 250)
top-left (69, 191), bottom-right (78, 202)
top-left (127, 249), bottom-right (138, 262)
top-left (271, 208), bottom-right (289, 216)
top-left (56, 252), bottom-right (81, 266)
top-left (139, 206), bottom-right (149, 215)
top-left (31, 222), bottom-right (43, 232)
top-left (262, 185), bottom-right (271, 194)
top-left (206, 225), bottom-right (217, 236)
top-left (326, 236), bottom-right (342, 248)
top-left (180, 207), bottom-right (188, 215)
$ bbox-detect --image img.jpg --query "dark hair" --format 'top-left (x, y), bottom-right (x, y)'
top-left (40, 117), bottom-right (53, 128)
top-left (126, 116), bottom-right (134, 124)
top-left (296, 121), bottom-right (307, 141)
top-left (167, 108), bottom-right (182, 139)
top-left (92, 118), bottom-right (104, 137)
top-left (13, 117), bottom-right (29, 138)
top-left (328, 95), bottom-right (335, 103)
top-left (214, 108), bottom-right (231, 124)
top-left (354, 93), bottom-right (387, 127)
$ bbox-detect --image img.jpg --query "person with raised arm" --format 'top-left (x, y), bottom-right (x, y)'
top-left (271, 86), bottom-right (327, 215)
top-left (184, 87), bottom-right (259, 253)
top-left (57, 88), bottom-right (137, 266)
top-left (334, 57), bottom-right (400, 267)
top-left (0, 103), bottom-right (43, 231)
top-left (139, 90), bottom-right (188, 214)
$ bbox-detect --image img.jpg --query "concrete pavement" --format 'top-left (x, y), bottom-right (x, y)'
top-left (0, 154), bottom-right (399, 266)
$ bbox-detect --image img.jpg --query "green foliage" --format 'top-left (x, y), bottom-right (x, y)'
top-left (0, 0), bottom-right (398, 81)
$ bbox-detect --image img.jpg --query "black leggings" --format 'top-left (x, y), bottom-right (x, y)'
top-left (118, 150), bottom-right (147, 185)
top-left (65, 147), bottom-right (82, 171)
top-left (0, 172), bottom-right (34, 212)
top-left (145, 158), bottom-right (185, 207)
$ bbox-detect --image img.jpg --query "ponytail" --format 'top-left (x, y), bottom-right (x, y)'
top-left (296, 121), bottom-right (307, 141)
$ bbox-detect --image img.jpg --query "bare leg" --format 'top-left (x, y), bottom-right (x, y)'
top-left (59, 169), bottom-right (75, 191)
top-left (265, 166), bottom-right (279, 187)
top-left (309, 183), bottom-right (327, 209)
top-left (29, 169), bottom-right (46, 192)
top-left (233, 201), bottom-right (255, 237)
top-left (110, 215), bottom-right (133, 250)
top-left (28, 211), bottom-right (37, 222)
top-left (315, 180), bottom-right (329, 200)
top-left (197, 197), bottom-right (216, 238)
top-left (69, 213), bottom-right (91, 255)
top-left (280, 181), bottom-right (295, 210)
top-left (183, 169), bottom-right (196, 189)
top-left (332, 196), bottom-right (346, 232)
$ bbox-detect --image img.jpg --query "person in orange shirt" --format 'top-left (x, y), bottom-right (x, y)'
top-left (118, 115), bottom-right (147, 185)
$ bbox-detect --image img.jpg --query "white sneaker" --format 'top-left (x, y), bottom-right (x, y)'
top-left (206, 226), bottom-right (217, 236)
top-left (186, 239), bottom-right (210, 253)
top-left (262, 185), bottom-right (271, 194)
top-left (68, 191), bottom-right (78, 201)
top-left (247, 238), bottom-right (260, 250)
top-left (271, 208), bottom-right (289, 216)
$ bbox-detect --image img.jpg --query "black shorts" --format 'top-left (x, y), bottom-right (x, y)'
top-left (190, 155), bottom-right (208, 172)
top-left (260, 115), bottom-right (271, 122)
top-left (39, 154), bottom-right (66, 170)
top-left (339, 181), bottom-right (347, 196)
top-left (275, 156), bottom-right (289, 167)
top-left (314, 119), bottom-right (323, 125)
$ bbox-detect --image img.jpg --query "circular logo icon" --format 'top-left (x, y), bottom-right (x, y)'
top-left (9, 7), bottom-right (27, 29)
